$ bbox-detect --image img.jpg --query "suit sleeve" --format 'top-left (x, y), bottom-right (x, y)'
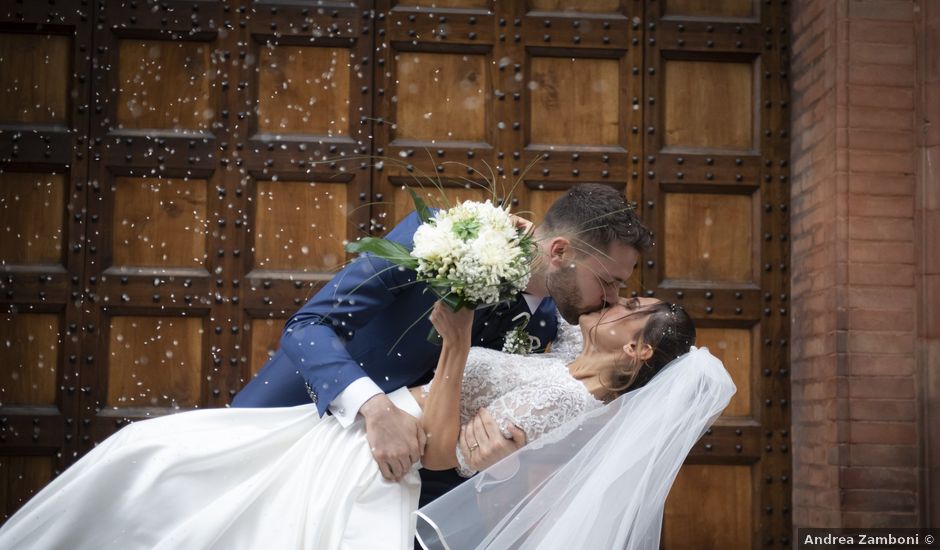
top-left (279, 212), bottom-right (422, 416)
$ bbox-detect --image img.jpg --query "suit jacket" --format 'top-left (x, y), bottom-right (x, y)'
top-left (232, 211), bottom-right (558, 415)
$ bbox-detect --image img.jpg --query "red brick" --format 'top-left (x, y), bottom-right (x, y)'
top-left (841, 511), bottom-right (919, 528)
top-left (849, 20), bottom-right (916, 44)
top-left (842, 489), bottom-right (916, 512)
top-left (848, 150), bottom-right (915, 174)
top-left (847, 443), bottom-right (917, 466)
top-left (848, 376), bottom-right (915, 399)
top-left (847, 286), bottom-right (915, 310)
top-left (847, 241), bottom-right (915, 264)
top-left (840, 466), bottom-right (917, 489)
top-left (799, 379), bottom-right (839, 400)
top-left (847, 354), bottom-right (915, 376)
top-left (847, 128), bottom-right (913, 151)
top-left (847, 263), bottom-right (914, 287)
top-left (846, 307), bottom-right (915, 330)
top-left (846, 331), bottom-right (915, 354)
top-left (815, 485), bottom-right (843, 507)
top-left (848, 63), bottom-right (916, 87)
top-left (850, 0), bottom-right (916, 20)
top-left (848, 85), bottom-right (914, 109)
top-left (847, 217), bottom-right (914, 241)
top-left (847, 105), bottom-right (914, 130)
top-left (847, 420), bottom-right (917, 444)
top-left (850, 41), bottom-right (916, 65)
top-left (848, 195), bottom-right (913, 217)
top-left (848, 173), bottom-right (914, 196)
top-left (848, 400), bottom-right (916, 422)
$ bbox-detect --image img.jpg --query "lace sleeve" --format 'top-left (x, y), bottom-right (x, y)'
top-left (455, 382), bottom-right (599, 478)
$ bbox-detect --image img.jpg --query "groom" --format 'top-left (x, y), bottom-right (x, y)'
top-left (233, 183), bottom-right (652, 504)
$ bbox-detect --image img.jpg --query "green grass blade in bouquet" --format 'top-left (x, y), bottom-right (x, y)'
top-left (344, 237), bottom-right (419, 270)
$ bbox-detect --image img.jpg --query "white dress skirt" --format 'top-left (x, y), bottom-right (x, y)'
top-left (0, 388), bottom-right (422, 550)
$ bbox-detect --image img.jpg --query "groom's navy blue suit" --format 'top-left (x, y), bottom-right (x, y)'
top-left (232, 211), bottom-right (558, 504)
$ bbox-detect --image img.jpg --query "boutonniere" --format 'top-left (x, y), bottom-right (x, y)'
top-left (502, 312), bottom-right (534, 355)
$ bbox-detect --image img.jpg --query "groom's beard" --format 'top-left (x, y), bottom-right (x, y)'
top-left (546, 266), bottom-right (586, 325)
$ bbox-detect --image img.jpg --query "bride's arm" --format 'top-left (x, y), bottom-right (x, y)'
top-left (420, 302), bottom-right (473, 471)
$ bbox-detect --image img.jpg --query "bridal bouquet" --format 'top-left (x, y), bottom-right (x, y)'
top-left (346, 190), bottom-right (534, 342)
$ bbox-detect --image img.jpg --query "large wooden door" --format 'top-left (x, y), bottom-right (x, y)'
top-left (646, 1), bottom-right (791, 548)
top-left (0, 1), bottom-right (791, 546)
top-left (0, 3), bottom-right (92, 517)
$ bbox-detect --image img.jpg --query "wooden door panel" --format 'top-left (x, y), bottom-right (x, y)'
top-left (395, 52), bottom-right (489, 143)
top-left (663, 0), bottom-right (757, 19)
top-left (117, 40), bottom-right (216, 131)
top-left (0, 455), bottom-right (55, 521)
top-left (252, 181), bottom-right (348, 272)
top-left (257, 46), bottom-right (351, 136)
top-left (105, 316), bottom-right (205, 410)
top-left (663, 192), bottom-right (757, 284)
top-left (0, 313), bottom-right (60, 406)
top-left (409, 0), bottom-right (488, 7)
top-left (249, 318), bottom-right (282, 378)
top-left (529, 56), bottom-right (621, 146)
top-left (0, 34), bottom-right (69, 125)
top-left (663, 464), bottom-right (755, 549)
top-left (0, 173), bottom-right (66, 264)
top-left (111, 177), bottom-right (209, 269)
top-left (529, 0), bottom-right (620, 12)
top-left (663, 59), bottom-right (757, 151)
top-left (697, 326), bottom-right (757, 418)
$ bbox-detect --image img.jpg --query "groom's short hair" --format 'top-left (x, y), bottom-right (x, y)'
top-left (542, 184), bottom-right (653, 254)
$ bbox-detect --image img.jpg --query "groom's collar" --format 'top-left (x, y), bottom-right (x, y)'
top-left (522, 293), bottom-right (542, 313)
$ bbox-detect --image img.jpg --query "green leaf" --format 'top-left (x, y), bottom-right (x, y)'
top-left (345, 237), bottom-right (418, 269)
top-left (407, 187), bottom-right (434, 224)
top-left (427, 285), bottom-right (468, 311)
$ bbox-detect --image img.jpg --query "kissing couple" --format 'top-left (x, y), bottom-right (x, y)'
top-left (0, 184), bottom-right (735, 549)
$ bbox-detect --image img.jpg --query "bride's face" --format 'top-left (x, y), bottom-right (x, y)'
top-left (578, 297), bottom-right (662, 353)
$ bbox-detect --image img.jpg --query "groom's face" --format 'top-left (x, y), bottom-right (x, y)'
top-left (549, 241), bottom-right (640, 324)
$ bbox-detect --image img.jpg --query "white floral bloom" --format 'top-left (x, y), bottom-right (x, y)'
top-left (409, 199), bottom-right (532, 306)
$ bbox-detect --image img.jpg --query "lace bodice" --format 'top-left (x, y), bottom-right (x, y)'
top-left (422, 344), bottom-right (601, 477)
top-left (543, 317), bottom-right (583, 363)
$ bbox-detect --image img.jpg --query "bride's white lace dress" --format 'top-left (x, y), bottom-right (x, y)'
top-left (0, 339), bottom-right (600, 550)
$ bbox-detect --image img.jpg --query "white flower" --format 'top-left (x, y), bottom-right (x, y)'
top-left (502, 324), bottom-right (534, 355)
top-left (410, 200), bottom-right (532, 307)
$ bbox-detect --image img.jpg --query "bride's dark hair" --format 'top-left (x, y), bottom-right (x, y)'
top-left (603, 302), bottom-right (696, 395)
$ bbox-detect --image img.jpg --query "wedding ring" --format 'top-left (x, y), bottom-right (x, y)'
top-left (468, 443), bottom-right (480, 452)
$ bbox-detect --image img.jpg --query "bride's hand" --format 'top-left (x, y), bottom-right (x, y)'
top-left (429, 301), bottom-right (473, 347)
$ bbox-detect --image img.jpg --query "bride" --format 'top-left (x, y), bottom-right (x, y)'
top-left (0, 297), bottom-right (733, 550)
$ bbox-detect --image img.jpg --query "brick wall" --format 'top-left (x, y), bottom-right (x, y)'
top-left (918, 0), bottom-right (940, 529)
top-left (790, 0), bottom-right (930, 529)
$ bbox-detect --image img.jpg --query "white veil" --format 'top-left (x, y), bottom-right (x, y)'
top-left (415, 346), bottom-right (736, 550)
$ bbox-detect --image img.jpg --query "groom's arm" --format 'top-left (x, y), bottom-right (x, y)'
top-left (278, 212), bottom-right (423, 421)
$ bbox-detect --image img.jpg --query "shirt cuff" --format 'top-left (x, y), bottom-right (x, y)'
top-left (329, 377), bottom-right (383, 428)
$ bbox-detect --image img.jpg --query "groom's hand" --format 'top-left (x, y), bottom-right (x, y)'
top-left (360, 394), bottom-right (427, 481)
top-left (459, 408), bottom-right (526, 472)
